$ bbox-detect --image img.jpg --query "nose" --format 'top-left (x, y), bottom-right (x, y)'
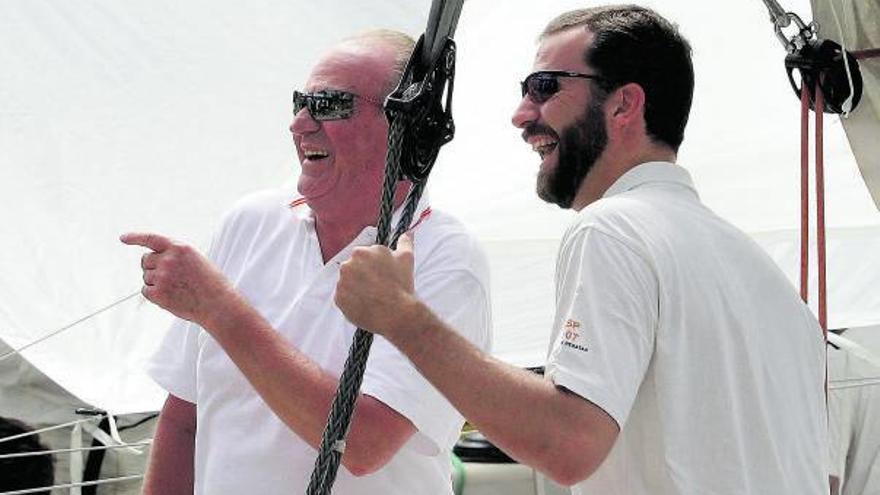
top-left (290, 107), bottom-right (320, 136)
top-left (511, 95), bottom-right (540, 129)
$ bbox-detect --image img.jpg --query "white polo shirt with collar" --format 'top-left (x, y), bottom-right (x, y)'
top-left (147, 188), bottom-right (491, 495)
top-left (545, 162), bottom-right (827, 494)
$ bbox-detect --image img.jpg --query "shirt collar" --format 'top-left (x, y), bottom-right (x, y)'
top-left (602, 161), bottom-right (698, 199)
top-left (288, 189), bottom-right (432, 241)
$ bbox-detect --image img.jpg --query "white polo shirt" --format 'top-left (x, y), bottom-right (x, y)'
top-left (147, 189), bottom-right (491, 495)
top-left (545, 162), bottom-right (828, 494)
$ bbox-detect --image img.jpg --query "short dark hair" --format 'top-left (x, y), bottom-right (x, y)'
top-left (0, 417), bottom-right (55, 495)
top-left (542, 5), bottom-right (694, 151)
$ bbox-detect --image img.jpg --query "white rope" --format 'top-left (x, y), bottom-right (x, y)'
top-left (828, 332), bottom-right (880, 369)
top-left (82, 420), bottom-right (145, 455)
top-left (0, 440), bottom-right (152, 460)
top-left (0, 291), bottom-right (141, 364)
top-left (829, 377), bottom-right (880, 390)
top-left (69, 422), bottom-right (83, 495)
top-left (107, 411), bottom-right (123, 444)
top-left (828, 0), bottom-right (855, 116)
top-left (0, 417), bottom-right (103, 445)
top-left (828, 332), bottom-right (880, 390)
top-left (0, 475), bottom-right (144, 495)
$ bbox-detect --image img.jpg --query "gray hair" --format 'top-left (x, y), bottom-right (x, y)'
top-left (342, 29), bottom-right (416, 97)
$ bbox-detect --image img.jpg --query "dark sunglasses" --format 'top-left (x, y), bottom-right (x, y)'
top-left (520, 70), bottom-right (608, 103)
top-left (292, 89), bottom-right (379, 121)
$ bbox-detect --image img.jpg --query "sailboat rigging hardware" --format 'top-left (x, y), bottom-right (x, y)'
top-left (761, 0), bottom-right (863, 114)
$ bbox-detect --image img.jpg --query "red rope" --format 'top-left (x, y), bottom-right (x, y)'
top-left (815, 83), bottom-right (828, 337)
top-left (813, 83), bottom-right (830, 401)
top-left (852, 48), bottom-right (880, 60)
top-left (799, 84), bottom-right (810, 303)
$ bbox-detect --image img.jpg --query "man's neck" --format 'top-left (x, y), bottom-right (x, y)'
top-left (571, 144), bottom-right (676, 211)
top-left (314, 215), bottom-right (370, 264)
top-left (312, 184), bottom-right (412, 264)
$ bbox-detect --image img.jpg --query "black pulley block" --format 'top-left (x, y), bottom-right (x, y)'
top-left (785, 38), bottom-right (863, 114)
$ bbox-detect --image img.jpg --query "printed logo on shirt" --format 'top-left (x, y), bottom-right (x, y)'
top-left (561, 319), bottom-right (589, 353)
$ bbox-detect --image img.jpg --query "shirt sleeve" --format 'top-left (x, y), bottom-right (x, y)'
top-left (545, 226), bottom-right (658, 428)
top-left (145, 318), bottom-right (202, 403)
top-left (143, 203), bottom-right (246, 404)
top-left (360, 268), bottom-right (491, 456)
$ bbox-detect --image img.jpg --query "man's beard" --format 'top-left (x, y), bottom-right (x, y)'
top-left (536, 99), bottom-right (608, 209)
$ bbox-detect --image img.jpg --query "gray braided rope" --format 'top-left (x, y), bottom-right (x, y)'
top-left (306, 112), bottom-right (426, 495)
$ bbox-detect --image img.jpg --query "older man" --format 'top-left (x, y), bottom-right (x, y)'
top-left (335, 7), bottom-right (828, 494)
top-left (123, 30), bottom-right (490, 495)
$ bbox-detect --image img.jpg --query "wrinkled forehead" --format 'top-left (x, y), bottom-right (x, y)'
top-left (533, 27), bottom-right (595, 72)
top-left (304, 43), bottom-right (393, 100)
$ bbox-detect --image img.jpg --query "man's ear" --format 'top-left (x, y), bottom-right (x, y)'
top-left (607, 82), bottom-right (646, 124)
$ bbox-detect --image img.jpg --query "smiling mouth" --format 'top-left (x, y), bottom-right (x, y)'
top-left (303, 150), bottom-right (329, 161)
top-left (530, 137), bottom-right (558, 159)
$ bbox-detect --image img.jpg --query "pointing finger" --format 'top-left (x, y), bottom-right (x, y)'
top-left (121, 232), bottom-right (173, 253)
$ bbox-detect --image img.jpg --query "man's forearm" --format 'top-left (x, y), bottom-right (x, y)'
top-left (202, 296), bottom-right (414, 475)
top-left (386, 300), bottom-right (618, 485)
top-left (333, 238), bottom-right (617, 483)
top-left (143, 396), bottom-right (195, 495)
top-left (122, 231), bottom-right (416, 475)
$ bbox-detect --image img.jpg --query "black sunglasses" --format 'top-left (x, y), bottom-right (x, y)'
top-left (292, 89), bottom-right (379, 121)
top-left (520, 70), bottom-right (608, 103)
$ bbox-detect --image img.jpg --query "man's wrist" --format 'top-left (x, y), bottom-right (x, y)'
top-left (201, 290), bottom-right (257, 342)
top-left (384, 295), bottom-right (434, 352)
